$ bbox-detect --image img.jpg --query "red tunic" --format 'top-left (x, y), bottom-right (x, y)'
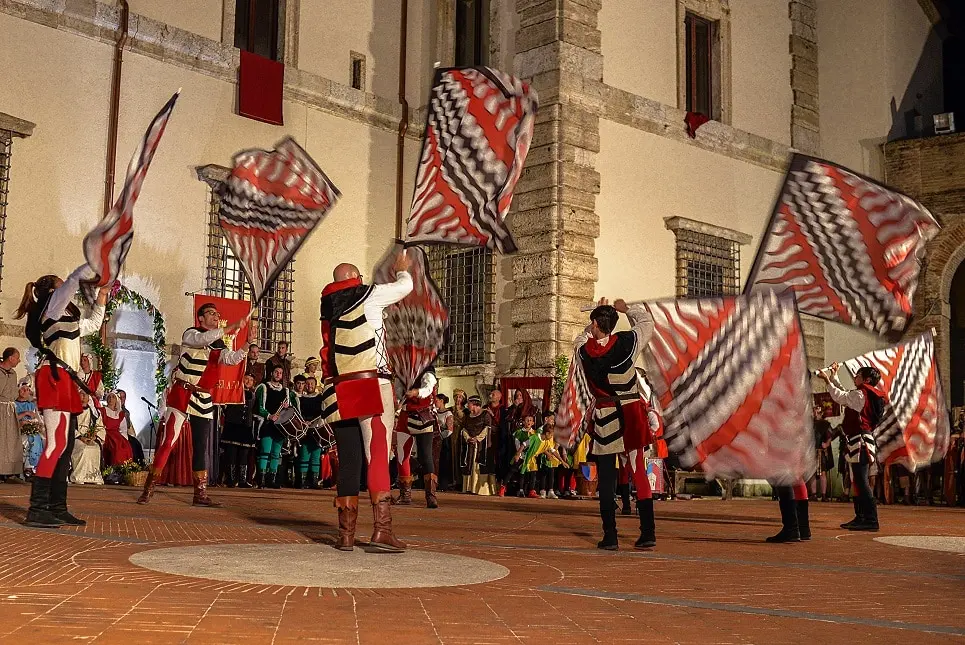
top-left (102, 410), bottom-right (134, 466)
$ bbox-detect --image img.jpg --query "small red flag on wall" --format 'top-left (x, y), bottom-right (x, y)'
top-left (239, 49), bottom-right (284, 125)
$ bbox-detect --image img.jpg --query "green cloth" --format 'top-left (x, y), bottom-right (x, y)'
top-left (258, 435), bottom-right (283, 474)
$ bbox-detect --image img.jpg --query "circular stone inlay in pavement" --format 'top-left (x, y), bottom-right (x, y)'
top-left (874, 535), bottom-right (965, 554)
top-left (129, 544), bottom-right (510, 588)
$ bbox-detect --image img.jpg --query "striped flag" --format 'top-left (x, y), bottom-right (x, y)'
top-left (554, 351), bottom-right (594, 450)
top-left (219, 137), bottom-right (340, 304)
top-left (844, 330), bottom-right (950, 471)
top-left (81, 91), bottom-right (179, 298)
top-left (644, 291), bottom-right (815, 484)
top-left (746, 154), bottom-right (939, 337)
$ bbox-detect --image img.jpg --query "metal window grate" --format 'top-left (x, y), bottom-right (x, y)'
top-left (427, 245), bottom-right (495, 366)
top-left (204, 186), bottom-right (293, 350)
top-left (0, 132), bottom-right (10, 296)
top-left (674, 229), bottom-right (740, 298)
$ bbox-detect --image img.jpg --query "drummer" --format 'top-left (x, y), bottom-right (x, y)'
top-left (253, 365), bottom-right (299, 489)
top-left (298, 376), bottom-right (327, 489)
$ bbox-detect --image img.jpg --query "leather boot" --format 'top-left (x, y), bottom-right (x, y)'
top-left (766, 488), bottom-right (800, 543)
top-left (634, 498), bottom-right (656, 549)
top-left (840, 499), bottom-right (863, 529)
top-left (192, 471), bottom-right (222, 507)
top-left (369, 492), bottom-right (406, 553)
top-left (136, 469), bottom-right (159, 505)
top-left (237, 466), bottom-right (253, 489)
top-left (49, 479), bottom-right (86, 526)
top-left (425, 474), bottom-right (439, 509)
top-left (396, 476), bottom-right (413, 505)
top-left (305, 472), bottom-right (318, 490)
top-left (796, 499), bottom-right (811, 541)
top-left (597, 500), bottom-right (618, 550)
top-left (224, 465), bottom-right (236, 488)
top-left (269, 472), bottom-right (281, 489)
top-left (256, 471), bottom-right (266, 489)
top-left (334, 496), bottom-right (359, 551)
top-left (620, 484), bottom-right (633, 515)
top-left (23, 477), bottom-right (64, 528)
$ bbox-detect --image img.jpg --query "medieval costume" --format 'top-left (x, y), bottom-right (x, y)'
top-left (102, 400), bottom-right (134, 466)
top-left (826, 368), bottom-right (886, 531)
top-left (70, 398), bottom-right (105, 485)
top-left (394, 369), bottom-right (441, 508)
top-left (321, 267), bottom-right (413, 552)
top-left (461, 398), bottom-right (496, 495)
top-left (265, 350), bottom-right (292, 386)
top-left (246, 359), bottom-right (266, 385)
top-left (17, 272), bottom-right (106, 527)
top-left (298, 385), bottom-right (325, 489)
top-left (253, 379), bottom-right (298, 489)
top-left (220, 384), bottom-right (256, 488)
top-left (78, 354), bottom-right (104, 406)
top-left (16, 381), bottom-right (43, 475)
top-left (0, 360), bottom-right (22, 478)
top-left (138, 308), bottom-right (246, 506)
top-left (436, 395), bottom-right (455, 491)
top-left (575, 302), bottom-right (657, 550)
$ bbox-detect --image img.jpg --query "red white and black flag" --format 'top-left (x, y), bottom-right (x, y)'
top-left (373, 243), bottom-right (449, 392)
top-left (554, 350), bottom-right (594, 450)
top-left (644, 291), bottom-right (815, 484)
top-left (746, 154), bottom-right (939, 337)
top-left (844, 330), bottom-right (950, 471)
top-left (405, 67), bottom-right (538, 254)
top-left (219, 137), bottom-right (340, 304)
top-left (81, 90), bottom-right (179, 299)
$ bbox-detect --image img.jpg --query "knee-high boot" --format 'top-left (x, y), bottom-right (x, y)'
top-left (369, 491), bottom-right (406, 553)
top-left (597, 500), bottom-right (618, 550)
top-left (396, 476), bottom-right (413, 505)
top-left (49, 479), bottom-right (85, 526)
top-left (24, 477), bottom-right (64, 528)
top-left (424, 473), bottom-right (439, 509)
top-left (137, 469), bottom-right (159, 505)
top-left (619, 483), bottom-right (633, 515)
top-left (192, 470), bottom-right (222, 507)
top-left (334, 496), bottom-right (359, 551)
top-left (237, 465), bottom-right (253, 488)
top-left (796, 499), bottom-right (811, 540)
top-left (766, 488), bottom-right (800, 543)
top-left (634, 498), bottom-right (656, 549)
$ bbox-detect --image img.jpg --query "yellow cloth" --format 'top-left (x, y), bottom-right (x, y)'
top-left (574, 433), bottom-right (591, 466)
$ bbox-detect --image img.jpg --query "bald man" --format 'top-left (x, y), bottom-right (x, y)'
top-left (320, 251), bottom-right (412, 552)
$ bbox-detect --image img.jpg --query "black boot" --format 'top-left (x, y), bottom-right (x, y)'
top-left (766, 488), bottom-right (800, 543)
top-left (224, 465), bottom-right (236, 489)
top-left (840, 499), bottom-right (863, 529)
top-left (23, 478), bottom-right (64, 528)
top-left (619, 484), bottom-right (633, 515)
top-left (597, 502), bottom-right (618, 550)
top-left (849, 494), bottom-right (879, 531)
top-left (305, 471), bottom-right (317, 490)
top-left (256, 471), bottom-right (266, 489)
top-left (268, 472), bottom-right (281, 489)
top-left (796, 500), bottom-right (811, 541)
top-left (237, 466), bottom-right (253, 489)
top-left (635, 498), bottom-right (657, 549)
top-left (48, 479), bottom-right (85, 526)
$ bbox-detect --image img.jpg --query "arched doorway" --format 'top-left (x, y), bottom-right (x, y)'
top-left (950, 262), bottom-right (965, 408)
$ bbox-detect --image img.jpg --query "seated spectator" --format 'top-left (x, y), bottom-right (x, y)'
top-left (15, 379), bottom-right (43, 477)
top-left (70, 392), bottom-right (105, 485)
top-left (102, 392), bottom-right (134, 467)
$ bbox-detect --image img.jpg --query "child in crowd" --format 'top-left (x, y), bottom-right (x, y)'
top-left (536, 423), bottom-right (564, 499)
top-left (504, 414), bottom-right (539, 497)
top-left (15, 379), bottom-right (42, 478)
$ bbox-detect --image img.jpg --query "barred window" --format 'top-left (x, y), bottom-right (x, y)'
top-left (202, 180), bottom-right (293, 350)
top-left (427, 246), bottom-right (495, 366)
top-left (0, 132), bottom-right (11, 297)
top-left (673, 229), bottom-right (740, 298)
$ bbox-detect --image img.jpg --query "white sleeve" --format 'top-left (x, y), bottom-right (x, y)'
top-left (219, 348), bottom-right (247, 366)
top-left (44, 265), bottom-right (89, 321)
top-left (416, 372), bottom-right (437, 398)
top-left (626, 304), bottom-right (655, 354)
top-left (574, 325), bottom-right (591, 350)
top-left (181, 328), bottom-right (225, 349)
top-left (369, 272), bottom-right (413, 308)
top-left (827, 378), bottom-right (865, 412)
top-left (78, 304), bottom-right (106, 337)
top-left (648, 409), bottom-right (660, 433)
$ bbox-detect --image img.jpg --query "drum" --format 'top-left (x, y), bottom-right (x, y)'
top-left (306, 416), bottom-right (336, 452)
top-left (276, 406), bottom-right (307, 442)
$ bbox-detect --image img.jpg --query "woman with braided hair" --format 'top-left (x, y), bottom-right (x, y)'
top-left (14, 272), bottom-right (109, 527)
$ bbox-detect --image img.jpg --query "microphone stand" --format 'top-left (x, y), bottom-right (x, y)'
top-left (143, 398), bottom-right (158, 466)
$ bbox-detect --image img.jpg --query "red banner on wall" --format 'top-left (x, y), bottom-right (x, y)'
top-left (193, 295), bottom-right (251, 405)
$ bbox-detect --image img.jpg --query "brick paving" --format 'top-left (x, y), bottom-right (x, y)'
top-left (0, 484), bottom-right (961, 644)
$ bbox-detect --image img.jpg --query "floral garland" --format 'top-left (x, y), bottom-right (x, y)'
top-left (84, 282), bottom-right (168, 396)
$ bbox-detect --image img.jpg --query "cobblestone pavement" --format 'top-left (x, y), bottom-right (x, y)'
top-left (0, 484), bottom-right (962, 644)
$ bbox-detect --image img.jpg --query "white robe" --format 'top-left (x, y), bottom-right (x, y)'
top-left (70, 407), bottom-right (105, 484)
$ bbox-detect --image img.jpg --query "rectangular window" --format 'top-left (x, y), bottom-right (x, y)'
top-left (234, 0), bottom-right (280, 61)
top-left (205, 186), bottom-right (293, 350)
top-left (350, 53), bottom-right (365, 91)
top-left (455, 0), bottom-right (490, 67)
top-left (427, 246), bottom-right (495, 366)
top-left (674, 229), bottom-right (740, 298)
top-left (685, 12), bottom-right (718, 119)
top-left (0, 131), bottom-right (10, 296)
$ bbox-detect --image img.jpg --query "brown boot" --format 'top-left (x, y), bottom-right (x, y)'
top-left (425, 474), bottom-right (439, 509)
top-left (192, 471), bottom-right (222, 507)
top-left (396, 476), bottom-right (413, 505)
top-left (334, 496), bottom-right (359, 551)
top-left (136, 469), bottom-right (159, 505)
top-left (369, 492), bottom-right (406, 553)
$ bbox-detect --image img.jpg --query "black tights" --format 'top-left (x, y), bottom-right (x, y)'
top-left (189, 416), bottom-right (211, 472)
top-left (851, 451), bottom-right (878, 524)
top-left (334, 420), bottom-right (364, 497)
top-left (595, 453), bottom-right (619, 537)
